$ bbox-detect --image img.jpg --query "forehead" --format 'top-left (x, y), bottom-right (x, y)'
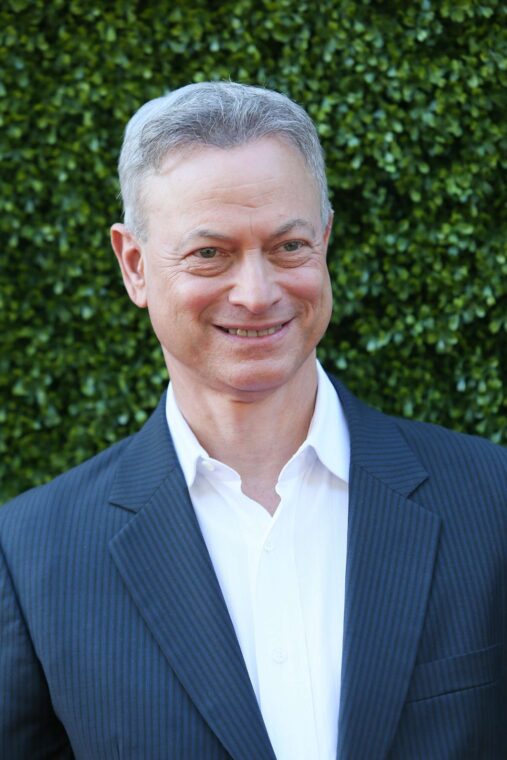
top-left (141, 137), bottom-right (321, 238)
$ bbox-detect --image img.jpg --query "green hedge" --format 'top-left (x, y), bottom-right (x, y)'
top-left (1, 0), bottom-right (506, 502)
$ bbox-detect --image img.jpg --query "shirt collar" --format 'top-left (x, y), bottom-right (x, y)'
top-left (305, 361), bottom-right (350, 483)
top-left (166, 360), bottom-right (350, 489)
top-left (166, 383), bottom-right (210, 488)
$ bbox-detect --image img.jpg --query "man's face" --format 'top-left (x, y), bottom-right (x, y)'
top-left (113, 137), bottom-right (333, 399)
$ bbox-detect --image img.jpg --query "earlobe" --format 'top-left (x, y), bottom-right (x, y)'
top-left (110, 223), bottom-right (148, 308)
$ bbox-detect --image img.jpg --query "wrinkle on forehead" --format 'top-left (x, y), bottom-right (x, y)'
top-left (145, 171), bottom-right (283, 209)
top-left (182, 171), bottom-right (286, 206)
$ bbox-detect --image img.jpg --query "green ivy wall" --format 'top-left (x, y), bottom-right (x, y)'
top-left (1, 0), bottom-right (506, 501)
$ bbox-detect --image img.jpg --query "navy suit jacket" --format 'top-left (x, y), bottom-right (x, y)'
top-left (1, 376), bottom-right (506, 759)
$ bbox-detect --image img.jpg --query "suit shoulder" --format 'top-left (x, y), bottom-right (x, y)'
top-left (330, 372), bottom-right (506, 473)
top-left (396, 414), bottom-right (506, 461)
top-left (394, 415), bottom-right (507, 499)
top-left (0, 434), bottom-right (135, 532)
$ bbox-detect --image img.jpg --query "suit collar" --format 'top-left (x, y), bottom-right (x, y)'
top-left (329, 375), bottom-right (429, 496)
top-left (108, 391), bottom-right (177, 513)
top-left (109, 376), bottom-right (429, 510)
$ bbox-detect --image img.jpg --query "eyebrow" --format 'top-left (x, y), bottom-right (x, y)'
top-left (178, 218), bottom-right (317, 249)
top-left (178, 229), bottom-right (233, 248)
top-left (270, 218), bottom-right (317, 239)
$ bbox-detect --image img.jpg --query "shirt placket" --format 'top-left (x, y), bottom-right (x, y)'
top-left (252, 472), bottom-right (320, 760)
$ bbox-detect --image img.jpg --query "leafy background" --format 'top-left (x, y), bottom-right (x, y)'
top-left (1, 0), bottom-right (506, 502)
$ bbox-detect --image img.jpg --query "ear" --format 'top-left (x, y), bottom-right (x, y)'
top-left (322, 211), bottom-right (334, 253)
top-left (110, 223), bottom-right (147, 308)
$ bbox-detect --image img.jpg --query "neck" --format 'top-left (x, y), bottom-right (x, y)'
top-left (170, 359), bottom-right (319, 513)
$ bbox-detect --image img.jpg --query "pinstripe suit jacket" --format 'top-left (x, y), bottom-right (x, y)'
top-left (1, 376), bottom-right (506, 759)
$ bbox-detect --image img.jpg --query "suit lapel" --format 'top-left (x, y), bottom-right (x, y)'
top-left (108, 396), bottom-right (275, 760)
top-left (331, 378), bottom-right (441, 759)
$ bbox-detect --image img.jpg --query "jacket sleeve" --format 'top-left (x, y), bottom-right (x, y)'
top-left (0, 543), bottom-right (74, 759)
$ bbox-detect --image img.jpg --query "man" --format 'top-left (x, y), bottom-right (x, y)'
top-left (0, 82), bottom-right (505, 759)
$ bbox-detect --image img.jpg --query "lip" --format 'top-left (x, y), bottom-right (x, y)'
top-left (217, 320), bottom-right (289, 331)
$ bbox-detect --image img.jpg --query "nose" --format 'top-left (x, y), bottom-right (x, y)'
top-left (228, 252), bottom-right (282, 313)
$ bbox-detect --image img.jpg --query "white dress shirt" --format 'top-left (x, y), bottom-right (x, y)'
top-left (166, 362), bottom-right (350, 760)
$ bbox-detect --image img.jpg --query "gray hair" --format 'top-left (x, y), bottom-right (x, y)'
top-left (118, 81), bottom-right (332, 239)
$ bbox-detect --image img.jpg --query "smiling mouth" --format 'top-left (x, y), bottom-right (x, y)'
top-left (219, 323), bottom-right (285, 337)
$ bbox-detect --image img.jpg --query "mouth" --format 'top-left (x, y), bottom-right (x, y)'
top-left (218, 322), bottom-right (286, 338)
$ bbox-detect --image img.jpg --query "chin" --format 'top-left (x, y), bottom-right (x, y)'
top-left (218, 362), bottom-right (298, 398)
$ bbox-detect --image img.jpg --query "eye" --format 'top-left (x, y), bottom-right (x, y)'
top-left (196, 247), bottom-right (218, 259)
top-left (280, 240), bottom-right (305, 252)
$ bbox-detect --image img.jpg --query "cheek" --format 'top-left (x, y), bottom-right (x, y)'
top-left (147, 273), bottom-right (226, 325)
top-left (286, 265), bottom-right (332, 308)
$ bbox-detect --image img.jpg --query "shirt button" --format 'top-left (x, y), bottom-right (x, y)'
top-left (264, 539), bottom-right (275, 552)
top-left (272, 647), bottom-right (287, 664)
top-left (201, 460), bottom-right (215, 472)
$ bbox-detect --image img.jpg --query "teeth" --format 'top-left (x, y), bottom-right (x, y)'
top-left (226, 324), bottom-right (283, 337)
